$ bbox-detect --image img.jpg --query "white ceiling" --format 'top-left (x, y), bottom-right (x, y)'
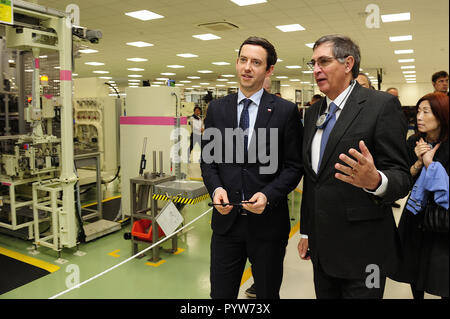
top-left (34, 0), bottom-right (449, 91)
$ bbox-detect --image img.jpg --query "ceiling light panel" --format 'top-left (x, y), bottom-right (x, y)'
top-left (230, 0), bottom-right (267, 6)
top-left (198, 70), bottom-right (213, 73)
top-left (127, 68), bottom-right (145, 71)
top-left (79, 49), bottom-right (98, 54)
top-left (125, 10), bottom-right (164, 21)
top-left (177, 53), bottom-right (198, 58)
top-left (85, 62), bottom-right (104, 66)
top-left (127, 58), bottom-right (148, 62)
top-left (167, 65), bottom-right (184, 68)
top-left (192, 33), bottom-right (221, 40)
top-left (276, 24), bottom-right (305, 32)
top-left (394, 49), bottom-right (414, 54)
top-left (381, 12), bottom-right (411, 23)
top-left (398, 59), bottom-right (415, 63)
top-left (212, 62), bottom-right (230, 65)
top-left (389, 35), bottom-right (412, 42)
top-left (126, 41), bottom-right (154, 47)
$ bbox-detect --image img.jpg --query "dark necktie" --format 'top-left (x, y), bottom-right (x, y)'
top-left (318, 102), bottom-right (338, 168)
top-left (239, 98), bottom-right (252, 154)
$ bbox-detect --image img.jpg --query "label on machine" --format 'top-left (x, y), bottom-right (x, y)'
top-left (155, 201), bottom-right (184, 236)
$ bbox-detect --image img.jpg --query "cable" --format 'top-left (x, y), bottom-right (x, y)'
top-left (104, 82), bottom-right (120, 98)
top-left (49, 207), bottom-right (212, 299)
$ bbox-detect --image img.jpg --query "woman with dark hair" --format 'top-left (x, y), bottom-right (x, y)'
top-left (392, 92), bottom-right (449, 299)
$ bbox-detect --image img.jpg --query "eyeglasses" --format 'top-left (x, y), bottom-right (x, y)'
top-left (306, 56), bottom-right (347, 69)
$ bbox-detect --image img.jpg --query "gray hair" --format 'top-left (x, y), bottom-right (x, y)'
top-left (313, 35), bottom-right (361, 79)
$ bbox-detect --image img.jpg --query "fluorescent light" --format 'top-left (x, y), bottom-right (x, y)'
top-left (85, 62), bottom-right (104, 66)
top-left (277, 59), bottom-right (283, 62)
top-left (127, 58), bottom-right (148, 62)
top-left (127, 68), bottom-right (144, 71)
top-left (200, 83), bottom-right (210, 85)
top-left (217, 79), bottom-right (228, 81)
top-left (73, 73), bottom-right (78, 76)
top-left (290, 79), bottom-right (301, 82)
top-left (276, 76), bottom-right (288, 79)
top-left (125, 10), bottom-right (164, 21)
top-left (156, 78), bottom-right (169, 81)
top-left (212, 62), bottom-right (230, 65)
top-left (381, 12), bottom-right (411, 23)
top-left (128, 74), bottom-right (143, 78)
top-left (281, 84), bottom-right (290, 87)
top-left (305, 43), bottom-right (315, 48)
top-left (276, 24), bottom-right (305, 32)
top-left (167, 65), bottom-right (184, 68)
top-left (180, 80), bottom-right (192, 83)
top-left (221, 74), bottom-right (235, 78)
top-left (389, 35), bottom-right (412, 42)
top-left (126, 41), bottom-right (153, 47)
top-left (394, 49), bottom-right (414, 54)
top-left (406, 81), bottom-right (416, 83)
top-left (400, 65), bottom-right (415, 69)
top-left (128, 79), bottom-right (140, 82)
top-left (227, 81), bottom-right (237, 84)
top-left (404, 75), bottom-right (416, 78)
top-left (193, 33), bottom-right (221, 41)
top-left (99, 76), bottom-right (112, 79)
top-left (93, 70), bottom-right (109, 74)
top-left (286, 65), bottom-right (302, 69)
top-left (216, 84), bottom-right (226, 87)
top-left (161, 73), bottom-right (175, 76)
top-left (398, 59), bottom-right (415, 63)
top-left (403, 71), bottom-right (416, 74)
top-left (192, 85), bottom-right (201, 88)
top-left (39, 55), bottom-right (48, 59)
top-left (177, 53), bottom-right (198, 58)
top-left (175, 84), bottom-right (184, 86)
top-left (302, 70), bottom-right (313, 74)
top-left (198, 70), bottom-right (213, 73)
top-left (79, 49), bottom-right (98, 54)
top-left (230, 0), bottom-right (267, 6)
top-left (187, 76), bottom-right (201, 79)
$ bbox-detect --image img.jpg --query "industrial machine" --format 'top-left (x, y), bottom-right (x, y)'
top-left (0, 1), bottom-right (114, 256)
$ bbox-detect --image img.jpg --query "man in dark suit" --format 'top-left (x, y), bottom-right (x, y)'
top-left (297, 35), bottom-right (411, 299)
top-left (201, 36), bottom-right (303, 299)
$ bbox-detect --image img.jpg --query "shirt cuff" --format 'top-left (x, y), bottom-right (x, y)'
top-left (364, 170), bottom-right (388, 197)
top-left (300, 234), bottom-right (309, 239)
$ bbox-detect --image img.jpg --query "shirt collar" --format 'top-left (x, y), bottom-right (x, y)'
top-left (238, 88), bottom-right (264, 106)
top-left (326, 80), bottom-right (356, 111)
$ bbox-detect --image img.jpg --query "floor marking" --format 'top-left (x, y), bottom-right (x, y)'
top-left (0, 246), bottom-right (60, 273)
top-left (145, 260), bottom-right (166, 267)
top-left (173, 248), bottom-right (185, 255)
top-left (108, 249), bottom-right (120, 258)
top-left (82, 195), bottom-right (122, 208)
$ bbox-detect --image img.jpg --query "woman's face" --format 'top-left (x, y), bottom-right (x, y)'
top-left (416, 100), bottom-right (441, 135)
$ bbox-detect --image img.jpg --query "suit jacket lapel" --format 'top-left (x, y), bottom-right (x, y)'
top-left (248, 91), bottom-right (274, 146)
top-left (317, 84), bottom-right (366, 175)
top-left (226, 93), bottom-right (239, 129)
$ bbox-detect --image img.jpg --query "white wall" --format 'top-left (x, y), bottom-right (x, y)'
top-left (277, 81), bottom-right (437, 107)
top-left (380, 82), bottom-right (435, 106)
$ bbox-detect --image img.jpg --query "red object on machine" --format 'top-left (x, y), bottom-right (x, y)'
top-left (131, 219), bottom-right (165, 242)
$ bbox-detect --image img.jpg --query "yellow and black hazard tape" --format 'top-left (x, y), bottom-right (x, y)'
top-left (152, 193), bottom-right (209, 205)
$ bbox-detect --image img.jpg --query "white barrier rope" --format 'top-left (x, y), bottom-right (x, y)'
top-left (49, 207), bottom-right (213, 299)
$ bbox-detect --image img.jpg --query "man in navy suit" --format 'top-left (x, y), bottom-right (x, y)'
top-left (201, 36), bottom-right (304, 299)
top-left (298, 35), bottom-right (411, 299)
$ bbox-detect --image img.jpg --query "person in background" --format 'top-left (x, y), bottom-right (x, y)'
top-left (431, 71), bottom-right (449, 95)
top-left (391, 92), bottom-right (449, 299)
top-left (356, 72), bottom-right (371, 88)
top-left (188, 106), bottom-right (204, 161)
top-left (386, 87), bottom-right (399, 98)
top-left (311, 94), bottom-right (323, 105)
top-left (298, 34), bottom-right (411, 299)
